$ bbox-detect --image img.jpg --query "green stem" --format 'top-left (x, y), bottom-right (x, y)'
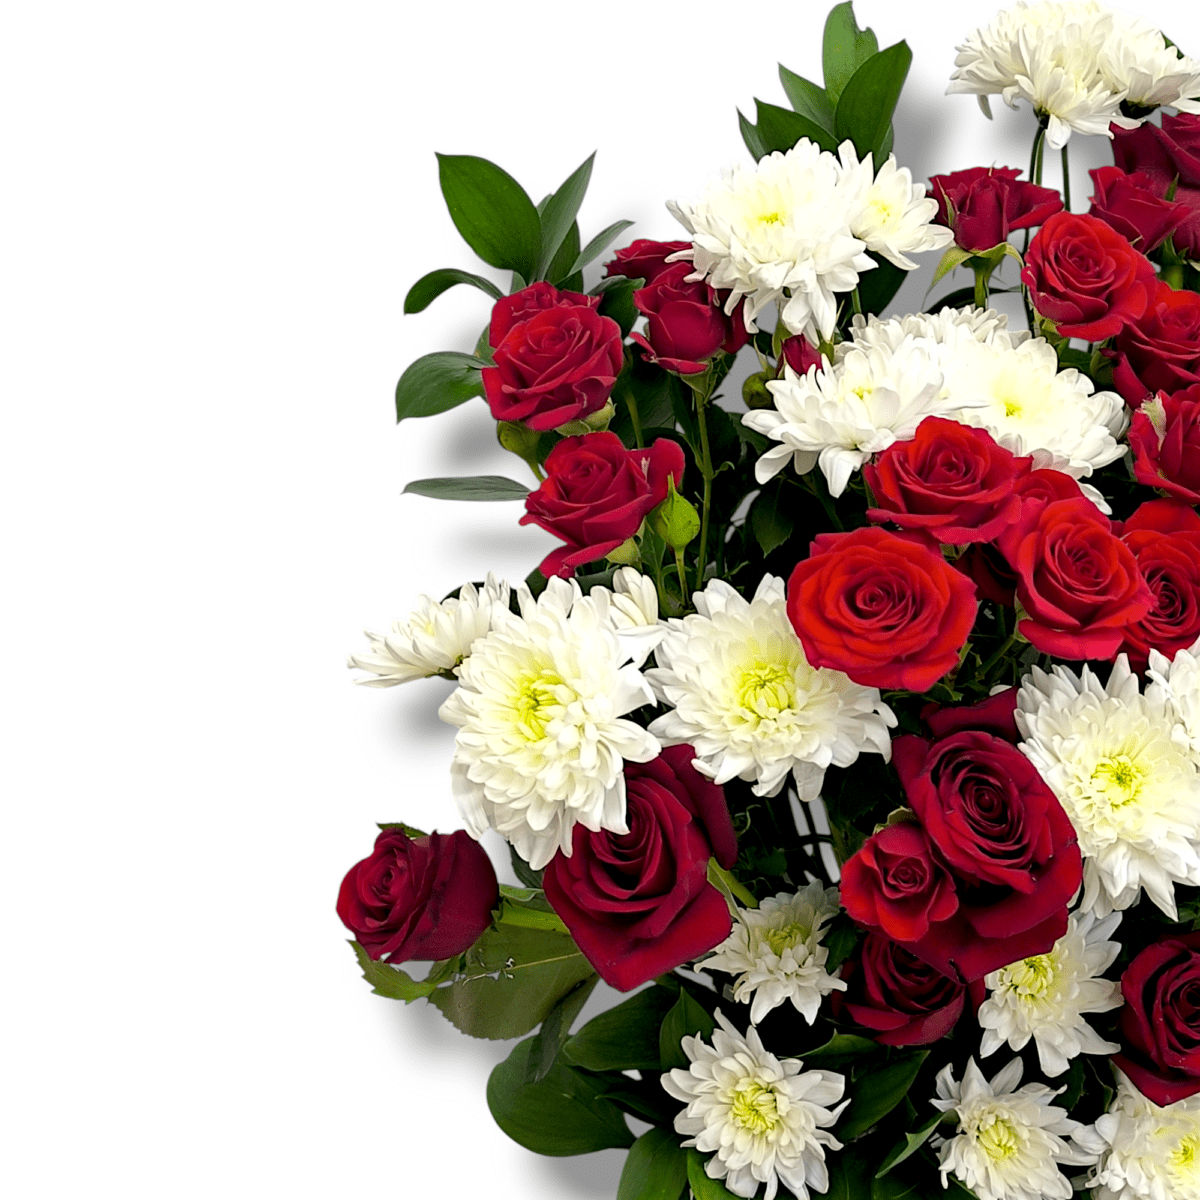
top-left (1061, 141), bottom-right (1071, 212)
top-left (623, 383), bottom-right (644, 450)
top-left (694, 395), bottom-right (715, 595)
top-left (973, 265), bottom-right (989, 309)
top-left (673, 546), bottom-right (690, 606)
top-left (1022, 122), bottom-right (1048, 254)
top-left (979, 629), bottom-right (1019, 679)
top-left (708, 860), bottom-right (758, 909)
top-left (850, 287), bottom-right (864, 316)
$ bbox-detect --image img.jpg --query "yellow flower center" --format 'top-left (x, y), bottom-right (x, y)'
top-left (977, 1115), bottom-right (1022, 1162)
top-left (735, 662), bottom-right (795, 717)
top-left (756, 210), bottom-right (784, 226)
top-left (1092, 754), bottom-right (1145, 808)
top-left (1002, 953), bottom-right (1059, 997)
top-left (729, 1080), bottom-right (782, 1134)
top-left (764, 921), bottom-right (808, 958)
top-left (1172, 1134), bottom-right (1200, 1176)
top-left (510, 671), bottom-right (563, 741)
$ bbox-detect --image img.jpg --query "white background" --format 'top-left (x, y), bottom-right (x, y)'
top-left (4, 1), bottom-right (1190, 1196)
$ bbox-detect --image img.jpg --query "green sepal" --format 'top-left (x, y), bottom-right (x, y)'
top-left (394, 350), bottom-right (484, 423)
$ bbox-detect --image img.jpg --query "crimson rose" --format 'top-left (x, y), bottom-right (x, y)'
top-left (542, 745), bottom-right (737, 991)
top-left (604, 238), bottom-right (690, 286)
top-left (337, 827), bottom-right (498, 962)
top-left (1088, 166), bottom-right (1191, 255)
top-left (780, 334), bottom-right (826, 376)
top-left (1112, 113), bottom-right (1200, 258)
top-left (928, 166), bottom-right (1062, 253)
top-left (631, 262), bottom-right (748, 375)
top-left (1111, 280), bottom-right (1200, 403)
top-left (488, 280), bottom-right (599, 347)
top-left (1129, 386), bottom-right (1200, 503)
top-left (786, 526), bottom-right (978, 692)
top-left (520, 432), bottom-right (685, 578)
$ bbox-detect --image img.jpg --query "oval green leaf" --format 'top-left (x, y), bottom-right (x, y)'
top-left (617, 1128), bottom-right (688, 1200)
top-left (686, 1150), bottom-right (742, 1200)
top-left (833, 41), bottom-right (913, 160)
top-left (404, 267), bottom-right (502, 314)
top-left (755, 99), bottom-right (839, 155)
top-left (778, 65), bottom-right (835, 131)
top-left (402, 475), bottom-right (530, 502)
top-left (394, 351), bottom-right (485, 423)
top-left (538, 153), bottom-right (595, 278)
top-left (823, 1), bottom-right (880, 105)
top-left (838, 1050), bottom-right (929, 1139)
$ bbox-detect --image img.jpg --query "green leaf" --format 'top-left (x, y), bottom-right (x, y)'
top-left (931, 245), bottom-right (974, 289)
top-left (599, 275), bottom-right (640, 337)
top-left (376, 821), bottom-right (426, 837)
top-left (839, 1051), bottom-right (929, 1139)
top-left (436, 153), bottom-right (541, 281)
top-left (876, 1108), bottom-right (952, 1177)
top-left (749, 482), bottom-right (795, 556)
top-left (799, 1033), bottom-right (881, 1071)
top-left (547, 220), bottom-right (582, 290)
top-left (686, 1151), bottom-right (742, 1200)
top-left (525, 975), bottom-right (599, 1084)
top-left (659, 990), bottom-right (716, 1070)
top-left (755, 99), bottom-right (839, 155)
top-left (487, 1036), bottom-right (634, 1156)
top-left (833, 41), bottom-right (913, 160)
top-left (855, 252), bottom-right (908, 318)
top-left (509, 844), bottom-right (544, 889)
top-left (349, 940), bottom-right (436, 1002)
top-left (823, 1), bottom-right (880, 105)
top-left (394, 350), bottom-right (484, 423)
top-left (538, 153), bottom-right (595, 279)
top-left (402, 474), bottom-right (530, 502)
top-left (778, 65), bottom-right (835, 130)
top-left (570, 218), bottom-right (636, 277)
top-left (404, 267), bottom-right (502, 314)
top-left (825, 1150), bottom-right (875, 1200)
top-left (496, 893), bottom-right (570, 935)
top-left (872, 1164), bottom-right (925, 1200)
top-left (564, 984), bottom-right (681, 1072)
top-left (617, 1128), bottom-right (688, 1200)
top-left (738, 109), bottom-right (769, 161)
top-left (822, 916), bottom-right (861, 974)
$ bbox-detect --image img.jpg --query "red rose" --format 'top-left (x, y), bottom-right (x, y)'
top-left (923, 687), bottom-right (1020, 743)
top-left (1129, 386), bottom-right (1200, 503)
top-left (1114, 932), bottom-right (1200, 1105)
top-left (864, 417), bottom-right (1029, 544)
top-left (488, 280), bottom-right (600, 348)
top-left (337, 828), bottom-right (499, 962)
top-left (835, 933), bottom-right (978, 1046)
top-left (957, 541), bottom-right (1019, 607)
top-left (542, 745), bottom-right (737, 992)
top-left (630, 262), bottom-right (748, 375)
top-left (1112, 114), bottom-right (1200, 258)
top-left (786, 527), bottom-right (978, 692)
top-left (780, 334), bottom-right (826, 376)
top-left (1111, 280), bottom-right (1200, 403)
top-left (604, 239), bottom-right (691, 286)
top-left (520, 432), bottom-right (685, 578)
top-left (483, 301), bottom-right (624, 432)
top-left (1021, 212), bottom-right (1155, 342)
top-left (1088, 166), bottom-right (1191, 255)
top-left (840, 820), bottom-right (959, 942)
top-left (995, 495), bottom-right (1153, 660)
top-left (928, 166), bottom-right (1062, 253)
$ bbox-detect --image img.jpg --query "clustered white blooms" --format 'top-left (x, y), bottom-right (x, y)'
top-left (645, 575), bottom-right (894, 798)
top-left (948, 1), bottom-right (1200, 149)
top-left (704, 885), bottom-right (846, 1024)
top-left (1016, 657), bottom-right (1200, 919)
top-left (662, 1011), bottom-right (846, 1200)
top-left (1149, 637), bottom-right (1200, 761)
top-left (932, 1058), bottom-right (1105, 1200)
top-left (978, 909), bottom-right (1123, 1076)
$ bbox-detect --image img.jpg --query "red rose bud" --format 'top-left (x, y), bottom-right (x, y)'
top-left (1114, 932), bottom-right (1200, 1105)
top-left (786, 527), bottom-right (978, 692)
top-left (928, 166), bottom-right (1063, 253)
top-left (1130, 386), bottom-right (1200, 504)
top-left (488, 280), bottom-right (600, 348)
top-left (520, 432), bottom-right (685, 578)
top-left (864, 417), bottom-right (1030, 544)
top-left (337, 828), bottom-right (499, 962)
top-left (542, 745), bottom-right (737, 991)
top-left (1088, 166), bottom-right (1192, 255)
top-left (1112, 280), bottom-right (1200, 403)
top-left (604, 238), bottom-right (692, 286)
top-left (1112, 113), bottom-right (1200, 258)
top-left (780, 334), bottom-right (827, 377)
top-left (1021, 212), bottom-right (1156, 342)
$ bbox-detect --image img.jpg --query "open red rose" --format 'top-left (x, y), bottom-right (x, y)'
top-left (922, 687), bottom-right (1020, 744)
top-left (1112, 113), bottom-right (1200, 258)
top-left (1088, 166), bottom-right (1191, 255)
top-left (604, 238), bottom-right (691, 286)
top-left (786, 526), bottom-right (978, 692)
top-left (488, 281), bottom-right (599, 348)
top-left (337, 828), bottom-right (499, 962)
top-left (1130, 386), bottom-right (1200, 503)
top-left (1021, 212), bottom-right (1155, 342)
top-left (1111, 280), bottom-right (1200, 403)
top-left (1114, 932), bottom-right (1200, 1105)
top-left (520, 432), bottom-right (685, 578)
top-left (928, 166), bottom-right (1062, 253)
top-left (542, 745), bottom-right (737, 991)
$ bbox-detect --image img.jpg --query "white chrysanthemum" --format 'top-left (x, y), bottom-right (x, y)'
top-left (438, 577), bottom-right (660, 870)
top-left (585, 567), bottom-right (666, 669)
top-left (348, 573), bottom-right (510, 686)
top-left (837, 144), bottom-right (953, 270)
top-left (979, 909), bottom-right (1123, 1076)
top-left (846, 305), bottom-right (1018, 356)
top-left (662, 1010), bottom-right (846, 1200)
top-left (1090, 1070), bottom-right (1200, 1200)
top-left (932, 1058), bottom-right (1104, 1200)
top-left (667, 140), bottom-right (875, 341)
top-left (1017, 658), bottom-right (1200, 918)
top-left (1149, 637), bottom-right (1200, 763)
top-left (1101, 15), bottom-right (1200, 115)
top-left (704, 885), bottom-right (846, 1024)
top-left (645, 576), bottom-right (894, 799)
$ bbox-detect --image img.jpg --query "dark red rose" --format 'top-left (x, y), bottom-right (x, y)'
top-left (520, 432), bottom-right (685, 578)
top-left (1021, 212), bottom-right (1155, 342)
top-left (630, 262), bottom-right (748, 375)
top-left (957, 541), bottom-right (1020, 607)
top-left (928, 166), bottom-right (1063, 253)
top-left (781, 335), bottom-right (826, 376)
top-left (1111, 280), bottom-right (1200, 403)
top-left (994, 495), bottom-right (1153, 660)
top-left (1112, 114), bottom-right (1200, 258)
top-left (890, 730), bottom-right (1081, 982)
top-left (786, 527), bottom-right (979, 692)
top-left (923, 687), bottom-right (1020, 743)
top-left (604, 239), bottom-right (691, 286)
top-left (864, 417), bottom-right (1030, 544)
top-left (835, 933), bottom-right (979, 1046)
top-left (840, 820), bottom-right (959, 942)
top-left (337, 828), bottom-right (499, 962)
top-left (488, 281), bottom-right (600, 348)
top-left (1129, 386), bottom-right (1200, 503)
top-left (1088, 166), bottom-right (1191, 255)
top-left (1114, 932), bottom-right (1200, 1104)
top-left (542, 745), bottom-right (737, 991)
top-left (483, 302), bottom-right (624, 432)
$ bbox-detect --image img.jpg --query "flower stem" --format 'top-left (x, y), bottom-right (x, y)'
top-left (694, 393), bottom-right (715, 595)
top-left (674, 545), bottom-right (691, 606)
top-left (973, 264), bottom-right (990, 309)
top-left (1061, 142), bottom-right (1071, 211)
top-left (980, 629), bottom-right (1020, 679)
top-left (623, 382), bottom-right (644, 450)
top-left (851, 287), bottom-right (864, 316)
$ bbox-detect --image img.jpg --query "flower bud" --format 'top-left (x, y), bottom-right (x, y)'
top-left (742, 370), bottom-right (775, 410)
top-left (556, 398), bottom-right (615, 436)
top-left (605, 536), bottom-right (641, 566)
top-left (649, 476), bottom-right (700, 549)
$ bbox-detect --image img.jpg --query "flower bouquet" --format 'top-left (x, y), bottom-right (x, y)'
top-left (339, 3), bottom-right (1200, 1198)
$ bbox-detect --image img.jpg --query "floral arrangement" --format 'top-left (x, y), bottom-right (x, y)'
top-left (338, 3), bottom-right (1200, 1198)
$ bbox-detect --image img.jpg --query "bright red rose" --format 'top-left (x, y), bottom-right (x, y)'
top-left (337, 828), bottom-right (499, 962)
top-left (488, 281), bottom-right (600, 348)
top-left (928, 166), bottom-right (1062, 253)
top-left (630, 262), bottom-right (748, 375)
top-left (604, 239), bottom-right (691, 286)
top-left (542, 745), bottom-right (737, 992)
top-left (1021, 212), bottom-right (1155, 342)
top-left (520, 432), bottom-right (685, 578)
top-left (1088, 166), bottom-right (1191, 254)
top-left (1112, 114), bottom-right (1200, 258)
top-left (483, 301), bottom-right (624, 431)
top-left (1129, 386), bottom-right (1200, 504)
top-left (786, 527), bottom-right (978, 692)
top-left (1111, 280), bottom-right (1200, 403)
top-left (864, 417), bottom-right (1029, 544)
top-left (1114, 932), bottom-right (1200, 1105)
top-left (994, 495), bottom-right (1153, 660)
